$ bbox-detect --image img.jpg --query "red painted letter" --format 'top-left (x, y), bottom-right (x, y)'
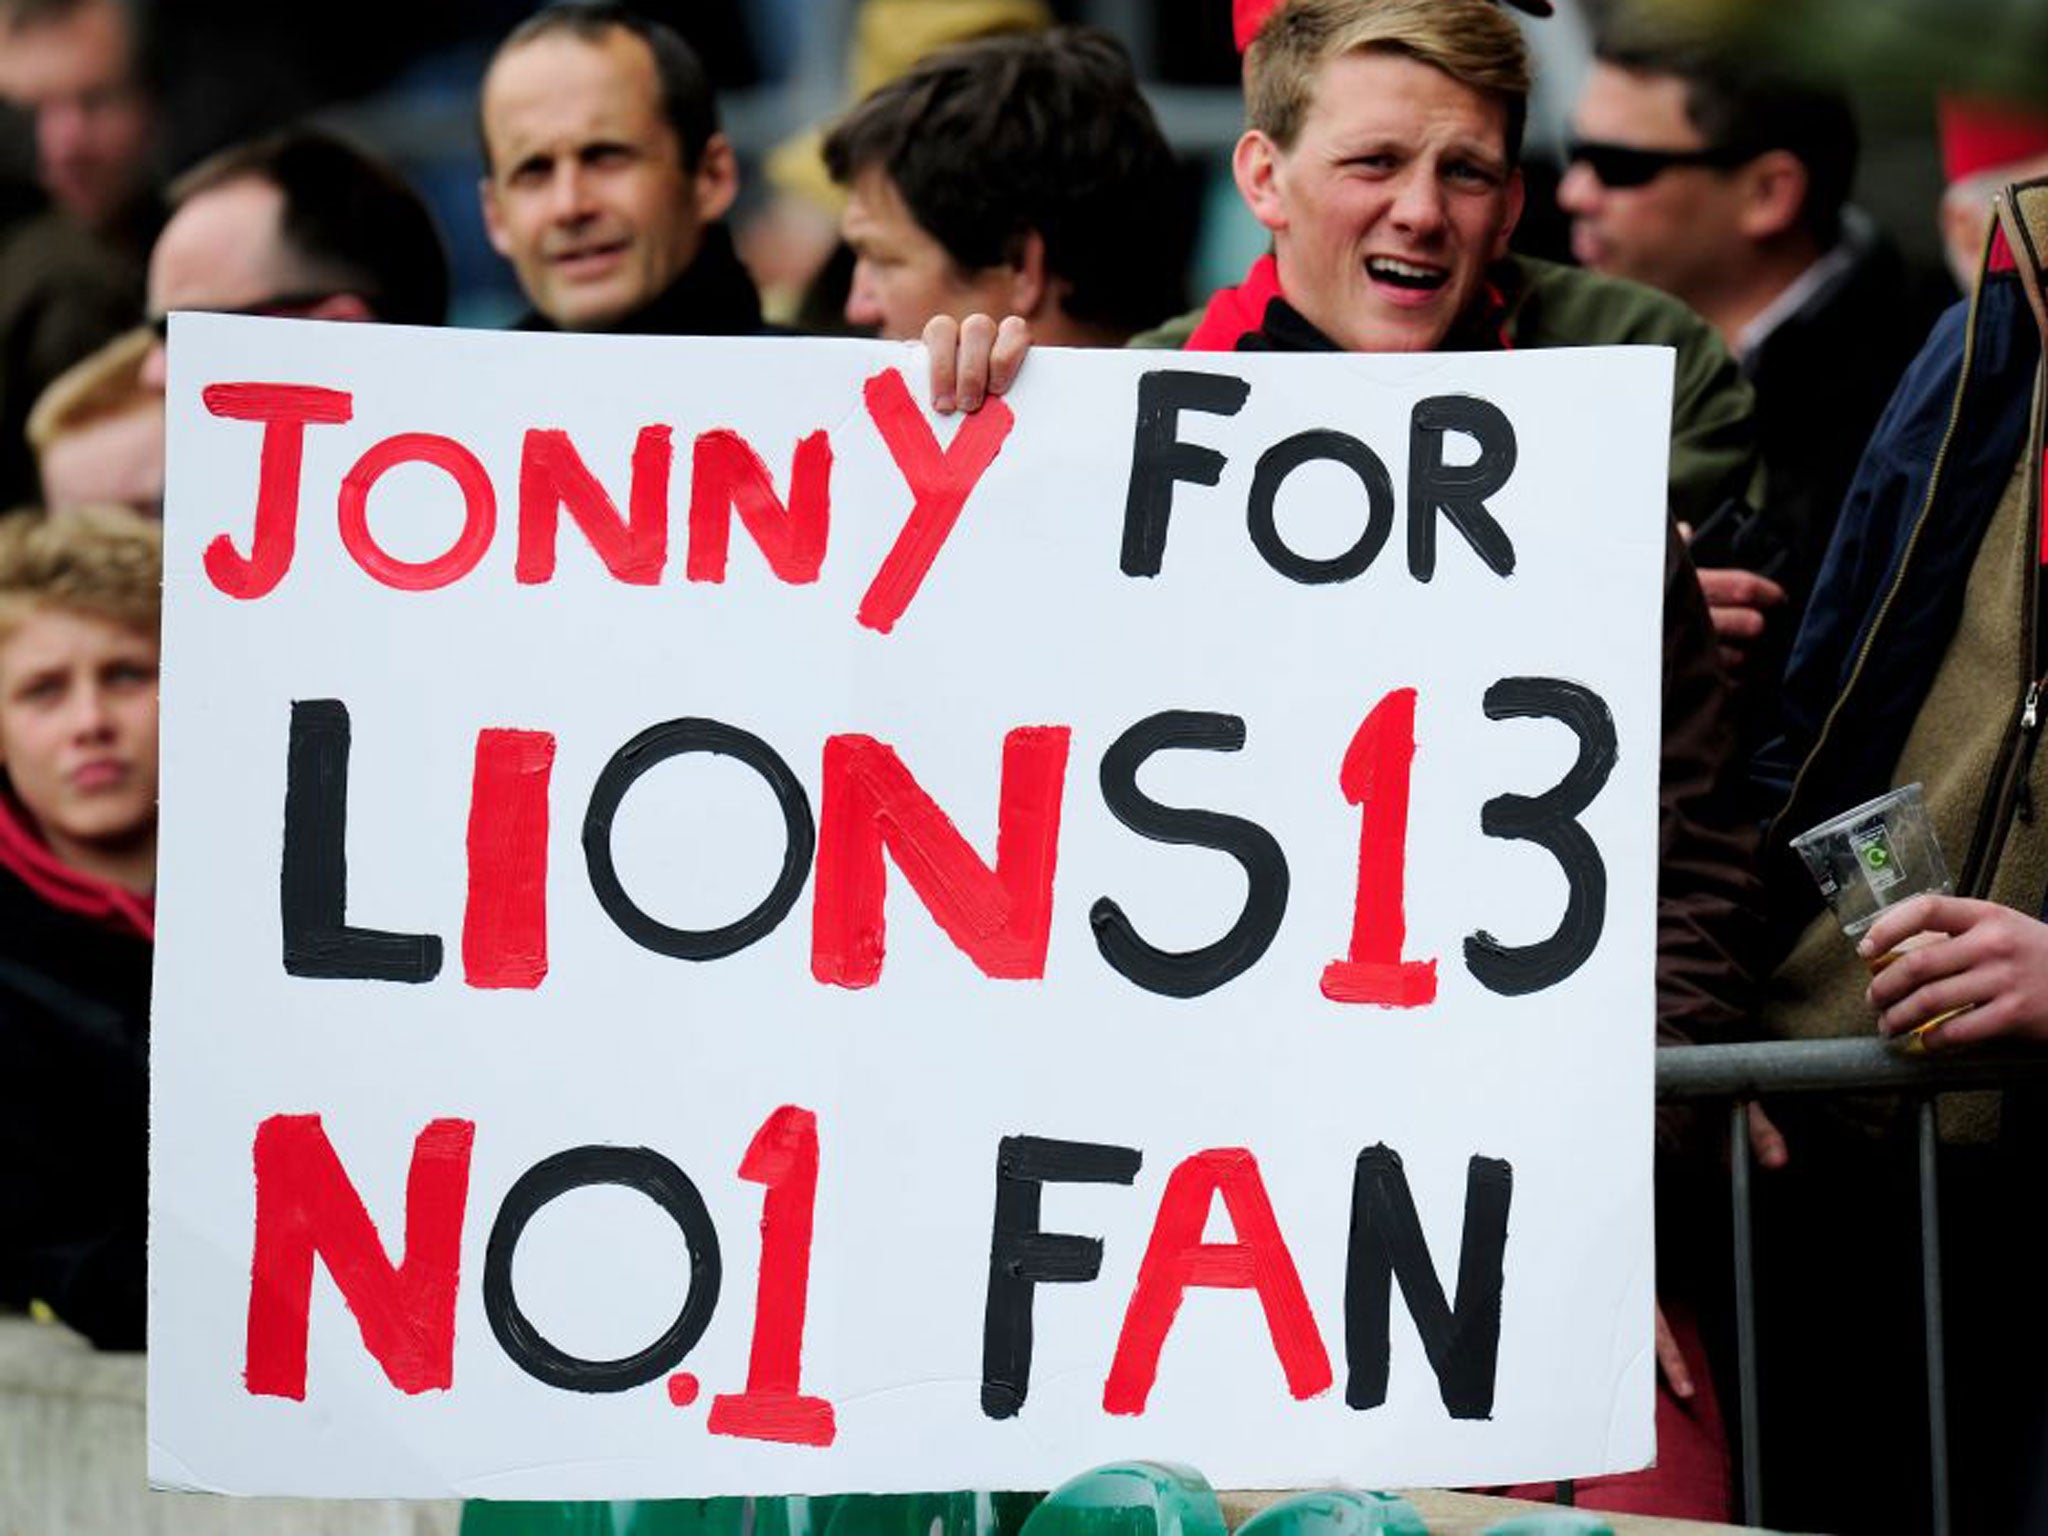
top-left (708, 1105), bottom-right (836, 1445)
top-left (857, 369), bottom-right (1013, 633)
top-left (1321, 688), bottom-right (1438, 1007)
top-left (1103, 1148), bottom-right (1331, 1414)
top-left (201, 383), bottom-right (353, 600)
top-left (686, 428), bottom-right (832, 584)
top-left (464, 729), bottom-right (555, 989)
top-left (516, 426), bottom-right (671, 584)
top-left (812, 726), bottom-right (1070, 987)
top-left (245, 1115), bottom-right (475, 1399)
top-left (338, 433), bottom-right (496, 590)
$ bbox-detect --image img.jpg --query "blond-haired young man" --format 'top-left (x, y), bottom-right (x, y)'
top-left (0, 504), bottom-right (159, 1350)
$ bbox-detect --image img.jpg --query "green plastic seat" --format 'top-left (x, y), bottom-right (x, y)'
top-left (620, 1499), bottom-right (766, 1535)
top-left (821, 1490), bottom-right (1039, 1535)
top-left (1236, 1489), bottom-right (1429, 1536)
top-left (1479, 1511), bottom-right (1615, 1536)
top-left (1016, 1462), bottom-right (1227, 1536)
top-left (748, 1495), bottom-right (849, 1536)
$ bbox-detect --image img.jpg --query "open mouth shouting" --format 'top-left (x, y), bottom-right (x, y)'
top-left (1366, 256), bottom-right (1449, 293)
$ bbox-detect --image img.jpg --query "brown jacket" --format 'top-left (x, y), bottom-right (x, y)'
top-left (1657, 519), bottom-right (1765, 1052)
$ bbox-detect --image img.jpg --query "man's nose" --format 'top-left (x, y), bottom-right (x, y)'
top-left (844, 262), bottom-right (884, 330)
top-left (546, 162), bottom-right (597, 222)
top-left (67, 680), bottom-right (115, 737)
top-left (1390, 169), bottom-right (1448, 234)
top-left (37, 97), bottom-right (90, 169)
top-left (1556, 159), bottom-right (1601, 214)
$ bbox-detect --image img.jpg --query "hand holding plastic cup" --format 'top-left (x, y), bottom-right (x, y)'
top-left (1789, 783), bottom-right (1967, 1047)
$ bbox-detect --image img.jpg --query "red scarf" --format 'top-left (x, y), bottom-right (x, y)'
top-left (1187, 253), bottom-right (1523, 354)
top-left (0, 788), bottom-right (154, 942)
top-left (1184, 253), bottom-right (1516, 353)
top-left (1186, 255), bottom-right (1286, 351)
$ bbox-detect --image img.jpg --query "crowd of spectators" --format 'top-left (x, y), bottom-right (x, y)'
top-left (2, 0), bottom-right (2046, 1530)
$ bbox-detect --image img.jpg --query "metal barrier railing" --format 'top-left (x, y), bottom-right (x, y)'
top-left (1655, 1039), bottom-right (2048, 1533)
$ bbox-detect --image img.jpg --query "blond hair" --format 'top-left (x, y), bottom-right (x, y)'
top-left (25, 326), bottom-right (152, 456)
top-left (1246, 0), bottom-right (1531, 156)
top-left (0, 504), bottom-right (163, 645)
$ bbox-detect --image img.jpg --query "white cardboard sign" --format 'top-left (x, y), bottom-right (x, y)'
top-left (150, 317), bottom-right (1671, 1499)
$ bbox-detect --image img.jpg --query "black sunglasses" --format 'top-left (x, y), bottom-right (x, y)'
top-left (148, 292), bottom-right (354, 339)
top-left (1565, 138), bottom-right (1760, 189)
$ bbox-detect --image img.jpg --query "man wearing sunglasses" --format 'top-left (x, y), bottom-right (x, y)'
top-left (1560, 22), bottom-right (1935, 652)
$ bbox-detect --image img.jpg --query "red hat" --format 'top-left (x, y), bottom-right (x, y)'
top-left (1234, 0), bottom-right (1552, 54)
top-left (1939, 95), bottom-right (2048, 185)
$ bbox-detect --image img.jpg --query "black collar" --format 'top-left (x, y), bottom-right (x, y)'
top-left (1236, 282), bottom-right (1514, 354)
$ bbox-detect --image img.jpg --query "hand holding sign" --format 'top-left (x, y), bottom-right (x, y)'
top-left (923, 313), bottom-right (1032, 415)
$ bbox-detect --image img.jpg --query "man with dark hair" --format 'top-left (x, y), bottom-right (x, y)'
top-left (31, 126), bottom-right (450, 513)
top-left (151, 128), bottom-right (449, 335)
top-left (823, 27), bottom-right (1185, 344)
top-left (1560, 21), bottom-right (1935, 656)
top-left (1565, 32), bottom-right (1859, 316)
top-left (0, 0), bottom-right (158, 507)
top-left (0, 0), bottom-right (156, 257)
top-left (477, 1), bottom-right (756, 335)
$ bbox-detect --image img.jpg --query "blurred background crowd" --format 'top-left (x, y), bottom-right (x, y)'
top-left (0, 0), bottom-right (2019, 331)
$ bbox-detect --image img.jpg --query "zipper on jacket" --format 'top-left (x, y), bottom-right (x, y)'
top-left (2016, 679), bottom-right (2040, 825)
top-left (1965, 672), bottom-right (2047, 883)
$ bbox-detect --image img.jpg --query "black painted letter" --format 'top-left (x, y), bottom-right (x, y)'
top-left (1091, 711), bottom-right (1289, 997)
top-left (1345, 1145), bottom-right (1512, 1419)
top-left (1464, 678), bottom-right (1616, 995)
top-left (1408, 394), bottom-right (1517, 580)
top-left (281, 699), bottom-right (442, 982)
top-left (981, 1135), bottom-right (1142, 1419)
top-left (584, 717), bottom-right (815, 960)
top-left (484, 1144), bottom-right (722, 1392)
top-left (1247, 429), bottom-right (1394, 584)
top-left (1120, 370), bottom-right (1251, 577)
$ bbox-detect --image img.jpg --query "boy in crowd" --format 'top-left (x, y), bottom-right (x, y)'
top-left (0, 502), bottom-right (159, 1349)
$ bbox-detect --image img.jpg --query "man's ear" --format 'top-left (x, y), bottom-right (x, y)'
top-left (1738, 149), bottom-right (1809, 242)
top-left (1492, 167), bottom-right (1527, 260)
top-left (1007, 229), bottom-right (1050, 321)
top-left (479, 177), bottom-right (513, 259)
top-left (692, 133), bottom-right (740, 223)
top-left (1234, 130), bottom-right (1290, 233)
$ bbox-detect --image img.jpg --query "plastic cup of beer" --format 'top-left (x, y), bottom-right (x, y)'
top-left (1788, 783), bottom-right (1965, 1047)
